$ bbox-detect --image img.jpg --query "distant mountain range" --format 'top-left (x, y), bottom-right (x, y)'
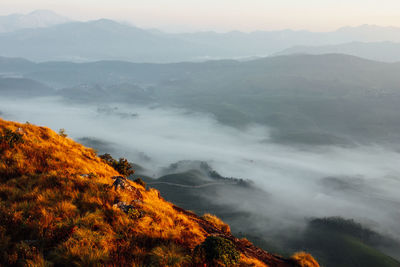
top-left (2, 53), bottom-right (400, 146)
top-left (275, 41), bottom-right (400, 62)
top-left (1, 11), bottom-right (400, 62)
top-left (0, 10), bottom-right (70, 33)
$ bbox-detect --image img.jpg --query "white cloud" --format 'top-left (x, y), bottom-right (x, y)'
top-left (1, 96), bottom-right (400, 240)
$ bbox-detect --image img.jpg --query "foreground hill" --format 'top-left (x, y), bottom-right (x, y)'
top-left (0, 118), bottom-right (317, 266)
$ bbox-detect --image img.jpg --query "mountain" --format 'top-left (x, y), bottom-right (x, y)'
top-left (0, 118), bottom-right (317, 266)
top-left (0, 19), bottom-right (224, 62)
top-left (2, 54), bottom-right (400, 145)
top-left (275, 41), bottom-right (400, 62)
top-left (2, 20), bottom-right (400, 62)
top-left (333, 25), bottom-right (400, 43)
top-left (0, 77), bottom-right (54, 97)
top-left (0, 10), bottom-right (70, 33)
top-left (295, 218), bottom-right (400, 267)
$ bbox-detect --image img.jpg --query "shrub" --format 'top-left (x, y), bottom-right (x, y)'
top-left (0, 129), bottom-right (24, 148)
top-left (99, 153), bottom-right (135, 177)
top-left (133, 178), bottom-right (146, 189)
top-left (99, 153), bottom-right (115, 166)
top-left (58, 129), bottom-right (67, 138)
top-left (115, 158), bottom-right (135, 177)
top-left (194, 236), bottom-right (240, 266)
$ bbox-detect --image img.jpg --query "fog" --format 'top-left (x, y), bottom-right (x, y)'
top-left (2, 96), bottom-right (400, 242)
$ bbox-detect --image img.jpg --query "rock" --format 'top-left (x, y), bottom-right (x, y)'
top-left (111, 176), bottom-right (126, 190)
top-left (110, 176), bottom-right (143, 200)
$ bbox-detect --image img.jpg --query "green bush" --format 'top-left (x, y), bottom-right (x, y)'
top-left (99, 153), bottom-right (135, 177)
top-left (194, 236), bottom-right (240, 266)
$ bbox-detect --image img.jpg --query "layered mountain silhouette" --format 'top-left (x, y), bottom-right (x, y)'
top-left (1, 15), bottom-right (400, 62)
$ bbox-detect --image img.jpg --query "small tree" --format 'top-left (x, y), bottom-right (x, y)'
top-left (99, 153), bottom-right (135, 177)
top-left (99, 153), bottom-right (115, 166)
top-left (115, 158), bottom-right (135, 177)
top-left (58, 128), bottom-right (67, 138)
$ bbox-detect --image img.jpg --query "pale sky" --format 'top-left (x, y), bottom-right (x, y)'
top-left (1, 0), bottom-right (400, 32)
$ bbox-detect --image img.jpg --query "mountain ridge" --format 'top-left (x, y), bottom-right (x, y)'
top-left (0, 10), bottom-right (70, 33)
top-left (2, 18), bottom-right (400, 62)
top-left (274, 41), bottom-right (400, 62)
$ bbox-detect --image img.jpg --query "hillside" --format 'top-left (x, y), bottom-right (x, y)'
top-left (133, 164), bottom-right (400, 267)
top-left (0, 77), bottom-right (54, 97)
top-left (0, 118), bottom-right (318, 266)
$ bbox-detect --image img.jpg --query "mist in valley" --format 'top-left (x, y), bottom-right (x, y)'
top-left (2, 3), bottom-right (400, 267)
top-left (1, 96), bottom-right (399, 256)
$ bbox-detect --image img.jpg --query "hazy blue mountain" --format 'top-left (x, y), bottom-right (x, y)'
top-left (275, 41), bottom-right (400, 62)
top-left (0, 19), bottom-right (229, 62)
top-left (0, 77), bottom-right (54, 97)
top-left (2, 20), bottom-right (400, 62)
top-left (2, 54), bottom-right (400, 145)
top-left (0, 10), bottom-right (70, 33)
top-left (333, 24), bottom-right (400, 42)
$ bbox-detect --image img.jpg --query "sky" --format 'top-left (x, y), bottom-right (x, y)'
top-left (1, 0), bottom-right (400, 32)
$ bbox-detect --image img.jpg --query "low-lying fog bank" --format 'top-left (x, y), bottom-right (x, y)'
top-left (1, 97), bottom-right (400, 243)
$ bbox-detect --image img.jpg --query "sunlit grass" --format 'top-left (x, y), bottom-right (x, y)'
top-left (0, 118), bottom-right (315, 266)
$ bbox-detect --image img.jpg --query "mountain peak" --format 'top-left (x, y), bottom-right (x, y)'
top-left (0, 10), bottom-right (71, 33)
top-left (28, 9), bottom-right (61, 16)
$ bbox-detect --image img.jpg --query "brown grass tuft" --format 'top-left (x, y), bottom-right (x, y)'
top-left (201, 213), bottom-right (231, 234)
top-left (290, 252), bottom-right (320, 267)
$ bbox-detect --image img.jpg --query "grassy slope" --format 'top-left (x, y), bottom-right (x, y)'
top-left (0, 118), bottom-right (313, 267)
top-left (140, 172), bottom-right (400, 267)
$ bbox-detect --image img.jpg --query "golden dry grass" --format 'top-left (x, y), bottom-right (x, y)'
top-left (0, 118), bottom-right (315, 267)
top-left (290, 252), bottom-right (320, 267)
top-left (239, 254), bottom-right (268, 267)
top-left (202, 213), bottom-right (231, 234)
